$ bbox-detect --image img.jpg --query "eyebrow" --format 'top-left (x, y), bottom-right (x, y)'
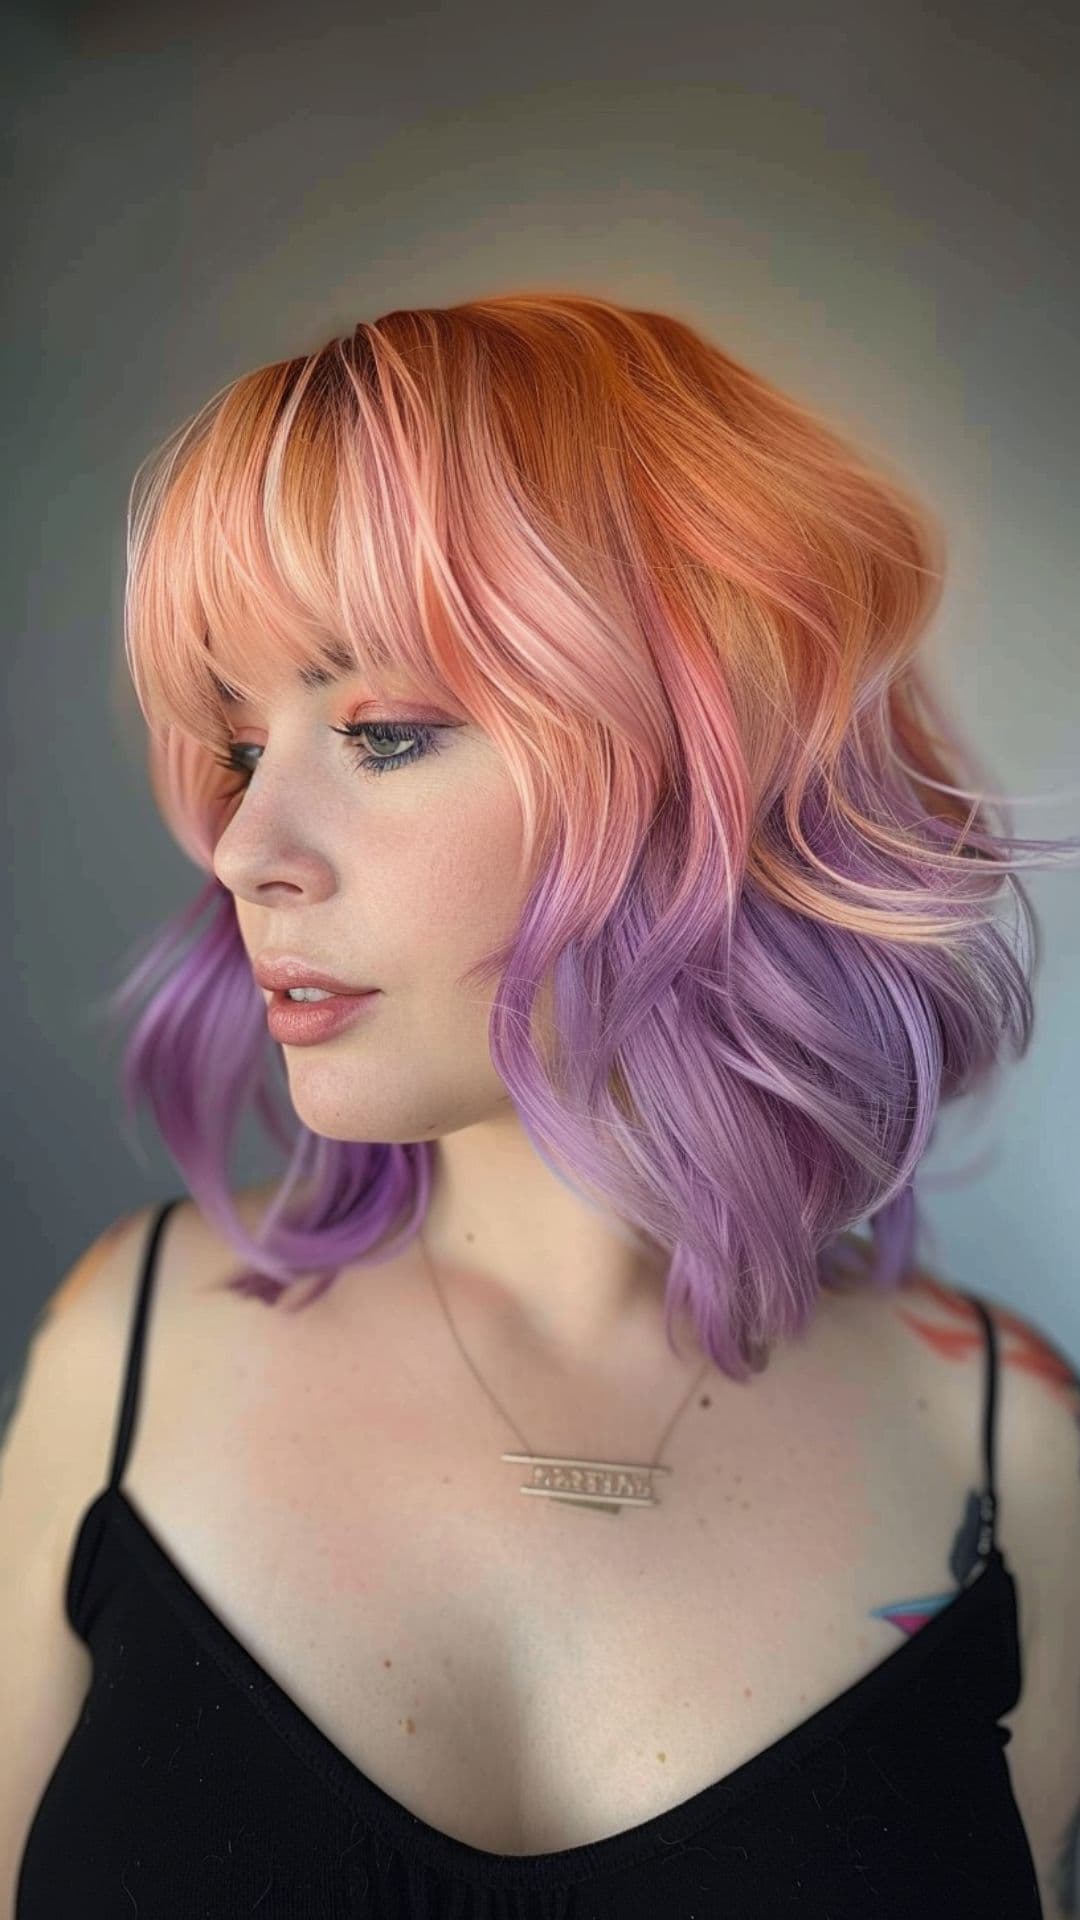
top-left (209, 641), bottom-right (360, 706)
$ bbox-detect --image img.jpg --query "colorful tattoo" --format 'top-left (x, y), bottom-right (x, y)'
top-left (897, 1276), bottom-right (1080, 1426)
top-left (870, 1484), bottom-right (989, 1638)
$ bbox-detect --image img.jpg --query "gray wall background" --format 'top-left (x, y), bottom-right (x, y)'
top-left (4, 0), bottom-right (1078, 1381)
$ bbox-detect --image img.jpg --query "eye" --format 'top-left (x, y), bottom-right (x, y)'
top-left (212, 718), bottom-right (448, 795)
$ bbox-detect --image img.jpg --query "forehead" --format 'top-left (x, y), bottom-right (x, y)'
top-left (209, 639), bottom-right (379, 707)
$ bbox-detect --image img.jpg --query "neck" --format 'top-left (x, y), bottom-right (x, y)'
top-left (414, 1128), bottom-right (701, 1375)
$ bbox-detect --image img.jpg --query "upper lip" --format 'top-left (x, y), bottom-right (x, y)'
top-left (253, 954), bottom-right (379, 996)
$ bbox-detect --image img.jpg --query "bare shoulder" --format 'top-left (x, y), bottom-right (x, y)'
top-left (4, 1202), bottom-right (164, 1448)
top-left (819, 1253), bottom-right (1080, 1595)
top-left (874, 1261), bottom-right (1080, 1507)
top-left (829, 1250), bottom-right (1079, 1439)
top-left (971, 1287), bottom-right (1080, 1917)
top-left (0, 1198), bottom-right (182, 1888)
top-left (866, 1262), bottom-right (1080, 1912)
top-left (865, 1260), bottom-right (1080, 1549)
top-left (0, 1201), bottom-right (177, 1536)
top-left (1, 1187), bottom-right (274, 1490)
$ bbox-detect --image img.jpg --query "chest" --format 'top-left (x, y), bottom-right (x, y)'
top-left (121, 1283), bottom-right (967, 1856)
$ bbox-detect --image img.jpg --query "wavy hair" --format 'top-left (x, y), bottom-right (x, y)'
top-left (97, 290), bottom-right (1080, 1380)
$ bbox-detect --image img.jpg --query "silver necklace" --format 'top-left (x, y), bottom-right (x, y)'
top-left (417, 1230), bottom-right (712, 1516)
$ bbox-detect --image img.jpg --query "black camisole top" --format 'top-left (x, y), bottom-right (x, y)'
top-left (17, 1196), bottom-right (1043, 1916)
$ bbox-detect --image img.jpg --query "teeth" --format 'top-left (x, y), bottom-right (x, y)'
top-left (286, 987), bottom-right (336, 1002)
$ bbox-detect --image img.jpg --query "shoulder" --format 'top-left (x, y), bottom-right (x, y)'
top-left (5, 1189), bottom-right (255, 1472)
top-left (0, 1201), bottom-right (168, 1636)
top-left (75, 1183), bottom-right (287, 1314)
top-left (872, 1263), bottom-right (1080, 1545)
top-left (2, 1201), bottom-right (172, 1494)
top-left (849, 1254), bottom-right (1078, 1434)
top-left (876, 1266), bottom-right (1080, 1908)
top-left (0, 1199), bottom-right (184, 1886)
top-left (978, 1289), bottom-right (1080, 1913)
top-left (880, 1265), bottom-right (1080, 1523)
top-left (826, 1257), bottom-right (1080, 1614)
top-left (0, 1186), bottom-right (289, 1526)
top-left (6, 1202), bottom-right (171, 1456)
top-left (42, 1202), bottom-right (158, 1325)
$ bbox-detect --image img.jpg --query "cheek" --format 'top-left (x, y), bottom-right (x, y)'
top-left (403, 781), bottom-right (530, 962)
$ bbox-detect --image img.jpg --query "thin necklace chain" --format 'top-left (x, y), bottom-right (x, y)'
top-left (416, 1229), bottom-right (712, 1468)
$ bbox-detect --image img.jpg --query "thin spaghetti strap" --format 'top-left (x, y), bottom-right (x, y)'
top-left (106, 1196), bottom-right (186, 1494)
top-left (962, 1291), bottom-right (1000, 1561)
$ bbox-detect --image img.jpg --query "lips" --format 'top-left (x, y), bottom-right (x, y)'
top-left (272, 987), bottom-right (354, 1000)
top-left (265, 984), bottom-right (381, 1045)
top-left (253, 954), bottom-right (378, 996)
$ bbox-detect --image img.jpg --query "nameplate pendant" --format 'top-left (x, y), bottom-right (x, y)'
top-left (501, 1452), bottom-right (672, 1514)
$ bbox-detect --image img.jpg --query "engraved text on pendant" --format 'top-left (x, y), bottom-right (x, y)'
top-left (501, 1452), bottom-right (672, 1513)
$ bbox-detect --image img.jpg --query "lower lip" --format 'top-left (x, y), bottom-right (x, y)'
top-left (265, 989), bottom-right (381, 1045)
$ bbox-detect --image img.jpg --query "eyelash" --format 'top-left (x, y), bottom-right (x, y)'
top-left (212, 719), bottom-right (447, 795)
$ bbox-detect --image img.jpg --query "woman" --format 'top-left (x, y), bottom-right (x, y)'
top-left (5, 292), bottom-right (1079, 1916)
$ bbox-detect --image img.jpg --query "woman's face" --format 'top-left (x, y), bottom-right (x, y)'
top-left (211, 663), bottom-right (538, 1145)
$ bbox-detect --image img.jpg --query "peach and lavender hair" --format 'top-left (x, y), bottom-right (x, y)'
top-left (96, 290), bottom-right (1079, 1379)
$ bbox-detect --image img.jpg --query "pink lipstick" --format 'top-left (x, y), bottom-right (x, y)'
top-left (265, 988), bottom-right (381, 1046)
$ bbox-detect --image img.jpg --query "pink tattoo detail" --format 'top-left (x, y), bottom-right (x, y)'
top-left (869, 1589), bottom-right (959, 1638)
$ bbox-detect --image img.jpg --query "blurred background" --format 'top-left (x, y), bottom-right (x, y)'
top-left (3, 0), bottom-right (1078, 1383)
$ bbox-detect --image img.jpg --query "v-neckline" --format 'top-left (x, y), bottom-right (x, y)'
top-left (75, 1480), bottom-right (1008, 1892)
